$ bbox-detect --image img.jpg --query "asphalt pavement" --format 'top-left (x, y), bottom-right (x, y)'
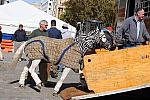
top-left (0, 51), bottom-right (80, 100)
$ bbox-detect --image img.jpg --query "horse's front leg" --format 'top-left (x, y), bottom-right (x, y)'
top-left (28, 59), bottom-right (42, 89)
top-left (53, 67), bottom-right (71, 96)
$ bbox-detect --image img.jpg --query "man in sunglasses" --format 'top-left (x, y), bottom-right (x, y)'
top-left (30, 20), bottom-right (48, 38)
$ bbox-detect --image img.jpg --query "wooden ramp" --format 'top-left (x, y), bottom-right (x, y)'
top-left (83, 44), bottom-right (150, 94)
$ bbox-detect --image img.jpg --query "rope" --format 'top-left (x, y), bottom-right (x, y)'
top-left (25, 40), bottom-right (49, 62)
top-left (54, 42), bottom-right (76, 65)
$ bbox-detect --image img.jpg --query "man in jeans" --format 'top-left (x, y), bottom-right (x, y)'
top-left (116, 7), bottom-right (150, 49)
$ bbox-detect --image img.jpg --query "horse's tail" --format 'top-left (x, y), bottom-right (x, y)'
top-left (11, 41), bottom-right (27, 69)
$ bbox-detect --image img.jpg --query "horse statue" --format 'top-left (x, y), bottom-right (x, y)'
top-left (11, 29), bottom-right (116, 95)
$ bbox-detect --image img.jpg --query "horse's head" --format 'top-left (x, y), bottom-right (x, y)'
top-left (94, 29), bottom-right (116, 51)
top-left (75, 29), bottom-right (116, 54)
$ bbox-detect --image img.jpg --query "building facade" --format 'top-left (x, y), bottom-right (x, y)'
top-left (56, 0), bottom-right (69, 18)
top-left (40, 0), bottom-right (69, 18)
top-left (116, 0), bottom-right (150, 32)
top-left (40, 0), bottom-right (57, 16)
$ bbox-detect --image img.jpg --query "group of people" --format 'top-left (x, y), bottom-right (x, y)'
top-left (12, 7), bottom-right (150, 51)
top-left (14, 20), bottom-right (75, 42)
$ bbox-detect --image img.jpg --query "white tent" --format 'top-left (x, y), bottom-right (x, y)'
top-left (0, 0), bottom-right (76, 35)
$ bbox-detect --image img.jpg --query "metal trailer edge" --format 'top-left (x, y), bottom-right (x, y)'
top-left (71, 84), bottom-right (150, 100)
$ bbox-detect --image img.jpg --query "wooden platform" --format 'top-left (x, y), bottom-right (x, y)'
top-left (83, 45), bottom-right (150, 93)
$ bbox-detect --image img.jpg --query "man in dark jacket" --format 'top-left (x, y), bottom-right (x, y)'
top-left (116, 7), bottom-right (150, 48)
top-left (14, 24), bottom-right (27, 42)
top-left (0, 26), bottom-right (3, 60)
top-left (47, 20), bottom-right (62, 39)
top-left (0, 26), bottom-right (2, 43)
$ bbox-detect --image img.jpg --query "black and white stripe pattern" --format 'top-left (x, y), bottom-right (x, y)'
top-left (75, 30), bottom-right (102, 54)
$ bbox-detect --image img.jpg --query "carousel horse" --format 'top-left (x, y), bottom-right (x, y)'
top-left (11, 29), bottom-right (116, 95)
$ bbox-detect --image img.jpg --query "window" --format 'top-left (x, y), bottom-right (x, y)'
top-left (141, 0), bottom-right (150, 17)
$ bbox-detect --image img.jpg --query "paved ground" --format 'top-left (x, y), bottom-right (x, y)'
top-left (1, 43), bottom-right (150, 100)
top-left (0, 52), bottom-right (80, 100)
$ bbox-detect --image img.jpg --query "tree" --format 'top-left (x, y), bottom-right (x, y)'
top-left (60, 0), bottom-right (117, 28)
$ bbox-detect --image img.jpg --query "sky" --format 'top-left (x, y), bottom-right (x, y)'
top-left (9, 0), bottom-right (41, 4)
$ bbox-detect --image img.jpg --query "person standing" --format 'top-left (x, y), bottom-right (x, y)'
top-left (61, 24), bottom-right (76, 39)
top-left (116, 7), bottom-right (150, 49)
top-left (30, 20), bottom-right (48, 38)
top-left (0, 26), bottom-right (3, 60)
top-left (19, 20), bottom-right (50, 88)
top-left (47, 20), bottom-right (62, 39)
top-left (14, 24), bottom-right (27, 42)
top-left (14, 24), bottom-right (27, 52)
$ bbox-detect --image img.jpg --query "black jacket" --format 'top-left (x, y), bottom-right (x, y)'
top-left (0, 31), bottom-right (2, 43)
top-left (14, 29), bottom-right (27, 42)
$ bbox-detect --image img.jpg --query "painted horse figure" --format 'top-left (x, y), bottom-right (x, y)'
top-left (11, 29), bottom-right (116, 95)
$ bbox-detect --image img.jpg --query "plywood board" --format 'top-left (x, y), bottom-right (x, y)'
top-left (83, 45), bottom-right (150, 93)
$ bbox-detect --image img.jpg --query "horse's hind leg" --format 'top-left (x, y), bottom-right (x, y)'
top-left (28, 59), bottom-right (41, 88)
top-left (53, 67), bottom-right (71, 96)
top-left (19, 60), bottom-right (32, 87)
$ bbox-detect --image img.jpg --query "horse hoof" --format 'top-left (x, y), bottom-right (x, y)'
top-left (36, 84), bottom-right (42, 90)
top-left (19, 84), bottom-right (25, 88)
top-left (52, 91), bottom-right (58, 97)
top-left (41, 82), bottom-right (45, 87)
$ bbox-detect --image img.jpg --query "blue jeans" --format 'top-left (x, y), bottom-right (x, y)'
top-left (123, 43), bottom-right (137, 49)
